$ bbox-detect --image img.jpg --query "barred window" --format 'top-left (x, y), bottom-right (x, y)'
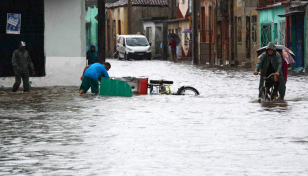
top-left (251, 16), bottom-right (257, 43)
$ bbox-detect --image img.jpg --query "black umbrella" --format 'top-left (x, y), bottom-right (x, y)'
top-left (168, 33), bottom-right (181, 45)
top-left (257, 45), bottom-right (295, 58)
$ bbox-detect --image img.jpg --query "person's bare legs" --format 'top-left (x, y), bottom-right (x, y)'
top-left (173, 54), bottom-right (176, 62)
top-left (79, 89), bottom-right (84, 95)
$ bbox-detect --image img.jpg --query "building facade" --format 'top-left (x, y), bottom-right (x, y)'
top-left (166, 0), bottom-right (192, 60)
top-left (105, 0), bottom-right (169, 57)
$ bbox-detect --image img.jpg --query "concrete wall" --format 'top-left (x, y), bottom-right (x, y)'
top-left (1, 0), bottom-right (86, 87)
top-left (132, 7), bottom-right (169, 34)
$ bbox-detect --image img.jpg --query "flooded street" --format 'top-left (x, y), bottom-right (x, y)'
top-left (1, 59), bottom-right (308, 175)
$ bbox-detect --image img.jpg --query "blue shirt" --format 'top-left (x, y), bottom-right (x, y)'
top-left (84, 63), bottom-right (109, 80)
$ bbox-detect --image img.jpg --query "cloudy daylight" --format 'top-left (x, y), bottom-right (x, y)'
top-left (0, 0), bottom-right (308, 175)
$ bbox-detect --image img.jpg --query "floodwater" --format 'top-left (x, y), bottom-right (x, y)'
top-left (1, 59), bottom-right (308, 175)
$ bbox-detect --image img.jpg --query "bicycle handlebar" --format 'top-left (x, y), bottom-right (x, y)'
top-left (149, 80), bottom-right (173, 84)
top-left (258, 72), bottom-right (275, 80)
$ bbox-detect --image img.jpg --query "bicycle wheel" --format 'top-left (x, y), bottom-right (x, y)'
top-left (258, 87), bottom-right (265, 103)
top-left (177, 86), bottom-right (199, 95)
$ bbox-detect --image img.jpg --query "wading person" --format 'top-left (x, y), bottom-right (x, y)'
top-left (253, 42), bottom-right (286, 100)
top-left (86, 44), bottom-right (98, 65)
top-left (79, 62), bottom-right (111, 95)
top-left (12, 41), bottom-right (35, 92)
top-left (169, 37), bottom-right (177, 62)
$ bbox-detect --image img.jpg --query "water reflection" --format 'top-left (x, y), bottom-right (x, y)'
top-left (260, 101), bottom-right (290, 112)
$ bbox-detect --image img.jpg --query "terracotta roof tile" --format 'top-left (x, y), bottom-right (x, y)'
top-left (106, 0), bottom-right (168, 8)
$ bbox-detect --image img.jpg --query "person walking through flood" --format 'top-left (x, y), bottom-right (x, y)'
top-left (169, 37), bottom-right (177, 62)
top-left (253, 42), bottom-right (286, 100)
top-left (11, 41), bottom-right (35, 92)
top-left (86, 44), bottom-right (98, 65)
top-left (78, 62), bottom-right (111, 95)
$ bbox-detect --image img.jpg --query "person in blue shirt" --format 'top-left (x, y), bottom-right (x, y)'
top-left (78, 62), bottom-right (111, 95)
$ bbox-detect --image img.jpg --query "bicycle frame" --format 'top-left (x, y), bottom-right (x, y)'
top-left (259, 73), bottom-right (275, 102)
top-left (148, 84), bottom-right (172, 94)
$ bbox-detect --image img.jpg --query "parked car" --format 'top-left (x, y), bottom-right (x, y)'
top-left (116, 35), bottom-right (151, 60)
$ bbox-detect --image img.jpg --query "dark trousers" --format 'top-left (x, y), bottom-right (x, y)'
top-left (12, 72), bottom-right (30, 92)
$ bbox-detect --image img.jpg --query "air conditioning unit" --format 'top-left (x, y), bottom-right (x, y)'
top-left (201, 2), bottom-right (206, 7)
top-left (208, 2), bottom-right (212, 7)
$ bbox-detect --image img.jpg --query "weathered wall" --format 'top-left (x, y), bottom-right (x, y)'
top-left (233, 0), bottom-right (259, 66)
top-left (1, 0), bottom-right (86, 87)
top-left (131, 7), bottom-right (169, 34)
top-left (178, 0), bottom-right (189, 17)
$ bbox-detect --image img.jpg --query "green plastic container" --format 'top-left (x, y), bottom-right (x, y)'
top-left (100, 77), bottom-right (133, 97)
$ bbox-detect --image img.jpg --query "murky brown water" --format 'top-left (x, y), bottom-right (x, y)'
top-left (1, 60), bottom-right (308, 175)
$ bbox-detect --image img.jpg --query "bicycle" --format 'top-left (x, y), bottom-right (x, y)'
top-left (258, 73), bottom-right (279, 102)
top-left (148, 80), bottom-right (200, 95)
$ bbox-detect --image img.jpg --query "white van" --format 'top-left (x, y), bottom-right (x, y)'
top-left (116, 35), bottom-right (151, 60)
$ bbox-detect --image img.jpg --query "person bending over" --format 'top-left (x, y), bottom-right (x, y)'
top-left (79, 62), bottom-right (111, 95)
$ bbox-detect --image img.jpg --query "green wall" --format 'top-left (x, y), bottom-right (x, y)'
top-left (86, 6), bottom-right (98, 51)
top-left (258, 6), bottom-right (287, 47)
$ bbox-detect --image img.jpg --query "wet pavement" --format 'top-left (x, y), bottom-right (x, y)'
top-left (1, 59), bottom-right (308, 175)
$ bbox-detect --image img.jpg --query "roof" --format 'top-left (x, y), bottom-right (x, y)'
top-left (164, 18), bottom-right (189, 23)
top-left (106, 0), bottom-right (168, 9)
top-left (256, 2), bottom-right (290, 10)
top-left (278, 10), bottom-right (305, 17)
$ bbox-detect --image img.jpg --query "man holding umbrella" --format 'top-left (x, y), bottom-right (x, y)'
top-left (253, 42), bottom-right (286, 100)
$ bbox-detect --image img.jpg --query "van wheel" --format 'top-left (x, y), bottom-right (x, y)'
top-left (124, 53), bottom-right (128, 60)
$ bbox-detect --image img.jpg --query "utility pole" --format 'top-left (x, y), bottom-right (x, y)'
top-left (98, 0), bottom-right (106, 63)
top-left (192, 0), bottom-right (199, 64)
top-left (128, 0), bottom-right (132, 34)
top-left (209, 5), bottom-right (212, 64)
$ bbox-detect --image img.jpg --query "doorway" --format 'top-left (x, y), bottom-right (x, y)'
top-left (0, 0), bottom-right (45, 77)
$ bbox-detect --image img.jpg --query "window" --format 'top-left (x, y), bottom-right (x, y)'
top-left (279, 21), bottom-right (286, 46)
top-left (188, 0), bottom-right (192, 13)
top-left (185, 33), bottom-right (189, 45)
top-left (261, 24), bottom-right (271, 47)
top-left (251, 16), bottom-right (257, 44)
top-left (237, 17), bottom-right (242, 43)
